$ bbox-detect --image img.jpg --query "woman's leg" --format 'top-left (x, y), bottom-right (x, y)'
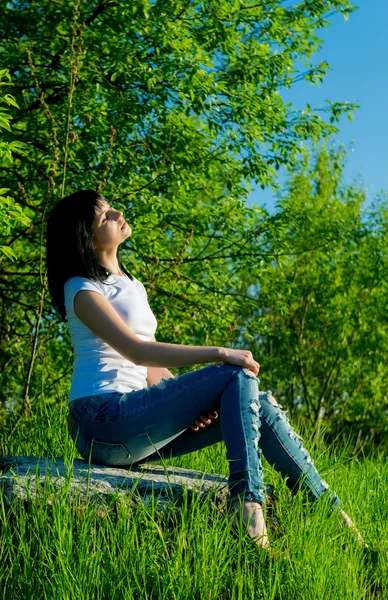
top-left (254, 391), bottom-right (366, 546)
top-left (69, 363), bottom-right (267, 505)
top-left (144, 390), bottom-right (340, 507)
top-left (257, 390), bottom-right (341, 507)
top-left (149, 388), bottom-right (366, 546)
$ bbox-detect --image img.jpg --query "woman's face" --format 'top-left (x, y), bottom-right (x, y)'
top-left (91, 198), bottom-right (132, 249)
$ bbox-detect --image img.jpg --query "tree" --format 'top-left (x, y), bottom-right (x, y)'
top-left (0, 68), bottom-right (30, 261)
top-left (0, 0), bottom-right (358, 433)
top-left (240, 145), bottom-right (388, 453)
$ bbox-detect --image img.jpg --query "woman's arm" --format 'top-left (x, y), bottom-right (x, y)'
top-left (146, 336), bottom-right (176, 386)
top-left (73, 291), bottom-right (222, 368)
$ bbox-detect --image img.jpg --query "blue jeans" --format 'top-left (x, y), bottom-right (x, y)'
top-left (68, 363), bottom-right (340, 508)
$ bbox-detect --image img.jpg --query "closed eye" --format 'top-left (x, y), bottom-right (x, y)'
top-left (97, 205), bottom-right (117, 224)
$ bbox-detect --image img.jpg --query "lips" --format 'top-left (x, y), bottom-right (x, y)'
top-left (121, 220), bottom-right (127, 229)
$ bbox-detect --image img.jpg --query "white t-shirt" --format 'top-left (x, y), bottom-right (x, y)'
top-left (64, 273), bottom-right (158, 403)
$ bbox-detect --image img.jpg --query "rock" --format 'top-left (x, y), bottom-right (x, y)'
top-left (0, 456), bottom-right (276, 518)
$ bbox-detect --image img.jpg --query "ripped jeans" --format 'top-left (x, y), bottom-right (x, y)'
top-left (68, 363), bottom-right (340, 508)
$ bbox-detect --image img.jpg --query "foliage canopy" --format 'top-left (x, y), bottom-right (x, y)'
top-left (1, 0), bottom-right (386, 453)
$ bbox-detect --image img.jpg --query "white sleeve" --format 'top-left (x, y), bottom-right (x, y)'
top-left (64, 277), bottom-right (104, 318)
top-left (138, 280), bottom-right (149, 301)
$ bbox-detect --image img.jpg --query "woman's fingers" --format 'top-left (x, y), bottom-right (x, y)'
top-left (190, 418), bottom-right (206, 431)
top-left (191, 411), bottom-right (219, 431)
top-left (196, 415), bottom-right (211, 426)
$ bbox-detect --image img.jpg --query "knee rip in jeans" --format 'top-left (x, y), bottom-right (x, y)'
top-left (250, 400), bottom-right (261, 451)
top-left (242, 367), bottom-right (258, 379)
top-left (240, 367), bottom-right (262, 452)
top-left (262, 391), bottom-right (330, 489)
top-left (268, 392), bottom-right (278, 407)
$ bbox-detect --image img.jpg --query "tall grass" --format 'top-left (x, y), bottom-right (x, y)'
top-left (0, 397), bottom-right (386, 600)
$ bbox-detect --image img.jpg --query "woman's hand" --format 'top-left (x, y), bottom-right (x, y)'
top-left (218, 348), bottom-right (260, 376)
top-left (191, 411), bottom-right (218, 431)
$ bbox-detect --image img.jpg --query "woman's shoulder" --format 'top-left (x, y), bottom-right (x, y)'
top-left (65, 275), bottom-right (86, 285)
top-left (65, 274), bottom-right (92, 286)
top-left (64, 273), bottom-right (145, 296)
top-left (64, 276), bottom-right (105, 294)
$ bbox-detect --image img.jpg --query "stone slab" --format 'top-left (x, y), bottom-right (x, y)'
top-left (0, 456), bottom-right (276, 520)
top-left (0, 456), bottom-right (232, 510)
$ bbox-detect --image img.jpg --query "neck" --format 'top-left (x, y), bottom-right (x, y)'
top-left (95, 248), bottom-right (122, 276)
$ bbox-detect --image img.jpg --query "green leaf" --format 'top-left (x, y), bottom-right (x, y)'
top-left (0, 244), bottom-right (17, 261)
top-left (4, 94), bottom-right (20, 108)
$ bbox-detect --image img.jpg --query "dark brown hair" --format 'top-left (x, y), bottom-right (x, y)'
top-left (46, 190), bottom-right (133, 321)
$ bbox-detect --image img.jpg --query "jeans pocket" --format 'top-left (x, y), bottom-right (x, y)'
top-left (87, 439), bottom-right (131, 467)
top-left (85, 393), bottom-right (119, 421)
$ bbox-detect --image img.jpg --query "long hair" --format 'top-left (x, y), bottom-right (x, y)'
top-left (46, 190), bottom-right (133, 321)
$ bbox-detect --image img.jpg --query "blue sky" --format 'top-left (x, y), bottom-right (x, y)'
top-left (246, 0), bottom-right (388, 214)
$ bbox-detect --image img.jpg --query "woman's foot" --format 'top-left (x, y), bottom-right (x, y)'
top-left (338, 509), bottom-right (368, 548)
top-left (228, 500), bottom-right (270, 549)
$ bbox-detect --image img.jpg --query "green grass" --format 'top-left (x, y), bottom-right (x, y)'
top-left (0, 398), bottom-right (387, 600)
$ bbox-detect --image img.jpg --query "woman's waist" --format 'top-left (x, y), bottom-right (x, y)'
top-left (68, 372), bottom-right (147, 405)
top-left (67, 384), bottom-right (143, 412)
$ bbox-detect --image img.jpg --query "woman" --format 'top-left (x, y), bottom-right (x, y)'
top-left (46, 190), bottom-right (365, 552)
